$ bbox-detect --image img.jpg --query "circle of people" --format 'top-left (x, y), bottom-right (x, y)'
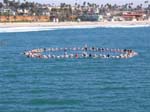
top-left (23, 46), bottom-right (138, 59)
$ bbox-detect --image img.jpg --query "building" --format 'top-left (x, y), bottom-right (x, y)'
top-left (79, 14), bottom-right (101, 21)
top-left (122, 12), bottom-right (144, 21)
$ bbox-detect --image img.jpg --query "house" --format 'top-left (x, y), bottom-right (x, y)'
top-left (122, 12), bottom-right (144, 21)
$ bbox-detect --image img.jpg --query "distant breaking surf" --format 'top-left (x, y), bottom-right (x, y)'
top-left (0, 24), bottom-right (150, 33)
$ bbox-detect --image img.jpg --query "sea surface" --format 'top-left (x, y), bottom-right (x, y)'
top-left (0, 27), bottom-right (150, 112)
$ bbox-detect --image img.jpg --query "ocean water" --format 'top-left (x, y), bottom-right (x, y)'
top-left (0, 27), bottom-right (150, 112)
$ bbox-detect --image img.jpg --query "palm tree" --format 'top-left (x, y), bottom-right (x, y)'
top-left (0, 2), bottom-right (3, 8)
top-left (144, 1), bottom-right (148, 3)
top-left (144, 1), bottom-right (149, 7)
top-left (140, 4), bottom-right (143, 8)
top-left (87, 2), bottom-right (91, 7)
top-left (4, 0), bottom-right (9, 4)
top-left (83, 1), bottom-right (86, 7)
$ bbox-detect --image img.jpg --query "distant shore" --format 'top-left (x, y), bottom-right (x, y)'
top-left (0, 21), bottom-right (150, 28)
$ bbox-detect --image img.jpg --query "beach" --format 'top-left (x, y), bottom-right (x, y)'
top-left (0, 21), bottom-right (150, 28)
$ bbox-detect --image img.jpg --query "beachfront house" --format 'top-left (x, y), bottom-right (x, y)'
top-left (122, 12), bottom-right (144, 21)
top-left (0, 7), bottom-right (15, 15)
top-left (79, 14), bottom-right (102, 21)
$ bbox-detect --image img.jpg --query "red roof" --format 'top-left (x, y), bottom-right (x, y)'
top-left (123, 13), bottom-right (143, 17)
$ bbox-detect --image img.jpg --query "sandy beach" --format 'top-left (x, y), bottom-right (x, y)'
top-left (0, 21), bottom-right (150, 28)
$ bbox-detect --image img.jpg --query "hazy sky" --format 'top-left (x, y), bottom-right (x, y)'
top-left (0, 0), bottom-right (149, 5)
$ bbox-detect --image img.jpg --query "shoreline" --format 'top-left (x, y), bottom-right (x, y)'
top-left (0, 21), bottom-right (150, 33)
top-left (0, 21), bottom-right (150, 28)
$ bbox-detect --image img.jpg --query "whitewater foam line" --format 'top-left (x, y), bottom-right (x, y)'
top-left (0, 27), bottom-right (55, 33)
top-left (0, 24), bottom-right (150, 33)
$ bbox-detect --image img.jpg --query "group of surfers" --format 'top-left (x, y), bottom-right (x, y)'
top-left (23, 47), bottom-right (138, 59)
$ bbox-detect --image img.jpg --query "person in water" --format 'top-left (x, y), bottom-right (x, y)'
top-left (43, 48), bottom-right (46, 51)
top-left (75, 54), bottom-right (78, 58)
top-left (84, 44), bottom-right (88, 51)
top-left (107, 54), bottom-right (110, 58)
top-left (92, 47), bottom-right (95, 51)
top-left (89, 53), bottom-right (92, 57)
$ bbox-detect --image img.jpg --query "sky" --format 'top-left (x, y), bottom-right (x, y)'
top-left (0, 0), bottom-right (149, 6)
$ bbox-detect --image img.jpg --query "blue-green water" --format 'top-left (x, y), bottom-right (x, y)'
top-left (0, 27), bottom-right (150, 112)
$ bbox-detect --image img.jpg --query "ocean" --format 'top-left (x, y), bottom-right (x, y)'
top-left (0, 27), bottom-right (150, 112)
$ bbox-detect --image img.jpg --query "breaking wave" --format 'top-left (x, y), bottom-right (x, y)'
top-left (0, 24), bottom-right (150, 33)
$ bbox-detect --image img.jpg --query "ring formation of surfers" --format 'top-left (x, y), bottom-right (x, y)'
top-left (23, 46), bottom-right (138, 59)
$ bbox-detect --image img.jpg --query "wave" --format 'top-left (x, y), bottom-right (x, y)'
top-left (0, 27), bottom-right (55, 33)
top-left (103, 24), bottom-right (150, 28)
top-left (0, 24), bottom-right (150, 33)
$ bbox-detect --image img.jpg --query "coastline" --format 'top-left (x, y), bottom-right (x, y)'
top-left (0, 21), bottom-right (150, 33)
top-left (0, 21), bottom-right (150, 28)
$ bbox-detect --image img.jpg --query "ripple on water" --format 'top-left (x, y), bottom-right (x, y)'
top-left (0, 27), bottom-right (150, 112)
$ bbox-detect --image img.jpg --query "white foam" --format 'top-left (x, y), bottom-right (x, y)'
top-left (0, 27), bottom-right (55, 33)
top-left (0, 24), bottom-right (150, 33)
top-left (103, 24), bottom-right (150, 28)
